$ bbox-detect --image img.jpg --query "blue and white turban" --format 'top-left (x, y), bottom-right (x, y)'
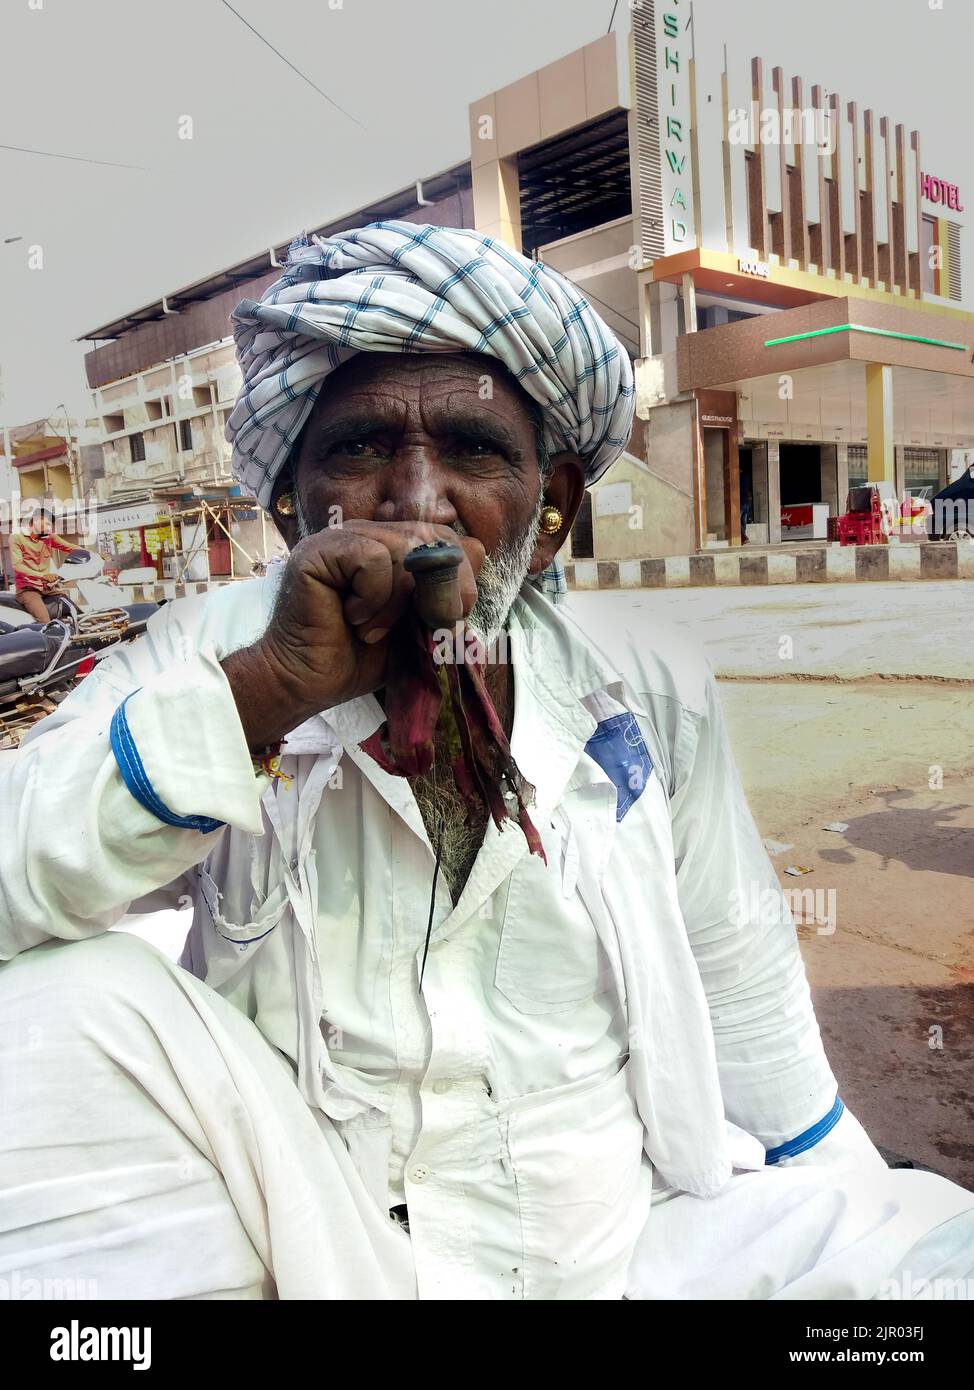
top-left (226, 221), bottom-right (635, 510)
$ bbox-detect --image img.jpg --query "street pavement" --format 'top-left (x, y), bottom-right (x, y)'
top-left (571, 580), bottom-right (974, 682)
top-left (573, 582), bottom-right (974, 1186)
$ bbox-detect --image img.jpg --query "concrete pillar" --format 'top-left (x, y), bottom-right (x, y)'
top-left (681, 272), bottom-right (698, 333)
top-left (639, 278), bottom-right (664, 358)
top-left (893, 445), bottom-right (906, 500)
top-left (865, 363), bottom-right (895, 483)
top-left (723, 430), bottom-right (742, 546)
top-left (752, 441), bottom-right (770, 530)
top-left (836, 443), bottom-right (850, 510)
top-left (659, 282), bottom-right (681, 353)
top-left (471, 155), bottom-right (522, 249)
top-left (820, 443), bottom-right (839, 514)
top-left (767, 440), bottom-right (782, 542)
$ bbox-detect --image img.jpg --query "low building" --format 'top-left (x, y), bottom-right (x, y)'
top-left (0, 416), bottom-right (96, 587)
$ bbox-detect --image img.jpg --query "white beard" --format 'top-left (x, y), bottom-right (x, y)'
top-left (460, 492), bottom-right (543, 647)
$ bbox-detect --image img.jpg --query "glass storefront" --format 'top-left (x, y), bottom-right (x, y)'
top-left (847, 446), bottom-right (868, 490)
top-left (903, 448), bottom-right (942, 498)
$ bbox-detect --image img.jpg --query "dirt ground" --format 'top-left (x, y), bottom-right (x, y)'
top-left (719, 680), bottom-right (974, 1187)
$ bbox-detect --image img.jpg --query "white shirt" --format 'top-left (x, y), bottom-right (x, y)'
top-left (3, 573), bottom-right (841, 1299)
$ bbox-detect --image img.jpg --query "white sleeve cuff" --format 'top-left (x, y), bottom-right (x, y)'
top-left (112, 649), bottom-right (266, 835)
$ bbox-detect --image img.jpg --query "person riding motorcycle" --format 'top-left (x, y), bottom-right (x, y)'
top-left (10, 507), bottom-right (79, 624)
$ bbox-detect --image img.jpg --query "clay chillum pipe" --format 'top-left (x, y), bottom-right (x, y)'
top-left (403, 540), bottom-right (465, 628)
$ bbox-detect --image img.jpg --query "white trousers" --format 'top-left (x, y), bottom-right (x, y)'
top-left (0, 933), bottom-right (416, 1300)
top-left (1, 933), bottom-right (972, 1301)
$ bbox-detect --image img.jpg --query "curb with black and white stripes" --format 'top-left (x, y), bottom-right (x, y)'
top-left (566, 542), bottom-right (974, 590)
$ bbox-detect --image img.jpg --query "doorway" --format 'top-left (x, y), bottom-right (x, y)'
top-left (570, 492), bottom-right (594, 559)
top-left (206, 512), bottom-right (231, 576)
top-left (739, 446), bottom-right (754, 541)
top-left (779, 444), bottom-right (823, 504)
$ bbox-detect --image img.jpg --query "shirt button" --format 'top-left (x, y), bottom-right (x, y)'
top-left (432, 1079), bottom-right (452, 1094)
top-left (410, 1164), bottom-right (432, 1184)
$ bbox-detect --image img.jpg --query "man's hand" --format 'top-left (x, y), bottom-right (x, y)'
top-left (222, 521), bottom-right (484, 751)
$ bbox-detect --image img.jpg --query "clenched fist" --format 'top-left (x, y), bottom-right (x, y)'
top-left (222, 521), bottom-right (484, 751)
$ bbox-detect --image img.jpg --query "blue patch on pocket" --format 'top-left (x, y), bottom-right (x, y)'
top-left (583, 712), bottom-right (654, 822)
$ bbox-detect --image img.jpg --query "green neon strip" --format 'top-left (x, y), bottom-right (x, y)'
top-left (764, 323), bottom-right (967, 351)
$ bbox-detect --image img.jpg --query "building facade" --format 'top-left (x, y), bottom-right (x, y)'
top-left (0, 416), bottom-right (96, 587)
top-left (77, 6), bottom-right (973, 565)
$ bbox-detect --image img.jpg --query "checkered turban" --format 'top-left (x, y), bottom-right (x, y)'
top-left (226, 221), bottom-right (635, 509)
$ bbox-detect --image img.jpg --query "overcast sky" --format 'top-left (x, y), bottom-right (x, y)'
top-left (0, 0), bottom-right (968, 425)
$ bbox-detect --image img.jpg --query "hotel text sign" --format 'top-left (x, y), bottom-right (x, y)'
top-left (656, 2), bottom-right (695, 253)
top-left (921, 173), bottom-right (964, 212)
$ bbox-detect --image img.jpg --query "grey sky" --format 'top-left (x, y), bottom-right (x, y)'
top-left (0, 0), bottom-right (968, 425)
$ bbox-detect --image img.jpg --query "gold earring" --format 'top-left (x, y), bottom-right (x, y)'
top-left (540, 504), bottom-right (563, 535)
top-left (275, 492), bottom-right (296, 517)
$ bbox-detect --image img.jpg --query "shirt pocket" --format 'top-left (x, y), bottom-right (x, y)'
top-left (198, 863), bottom-right (290, 946)
top-left (583, 711), bottom-right (654, 822)
top-left (502, 1060), bottom-right (649, 1298)
top-left (493, 801), bottom-right (614, 1014)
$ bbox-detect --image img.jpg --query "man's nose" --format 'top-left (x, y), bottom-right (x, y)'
top-left (373, 448), bottom-right (458, 526)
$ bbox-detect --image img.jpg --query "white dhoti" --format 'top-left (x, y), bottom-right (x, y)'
top-left (0, 933), bottom-right (416, 1301)
top-left (1, 933), bottom-right (971, 1301)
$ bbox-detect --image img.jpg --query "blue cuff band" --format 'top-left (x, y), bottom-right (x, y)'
top-left (110, 691), bottom-right (225, 834)
top-left (765, 1095), bottom-right (845, 1164)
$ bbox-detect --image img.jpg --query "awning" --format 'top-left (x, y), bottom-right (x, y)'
top-left (13, 442), bottom-right (68, 468)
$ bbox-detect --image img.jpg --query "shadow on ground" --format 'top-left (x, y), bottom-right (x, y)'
top-left (817, 789), bottom-right (974, 877)
top-left (812, 981), bottom-right (974, 1190)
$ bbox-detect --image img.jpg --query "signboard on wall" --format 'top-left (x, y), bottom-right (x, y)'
top-left (632, 1), bottom-right (696, 260)
top-left (97, 502), bottom-right (171, 532)
top-left (656, 2), bottom-right (696, 253)
top-left (696, 389), bottom-right (738, 430)
top-left (920, 174), bottom-right (963, 212)
top-left (595, 482), bottom-right (633, 517)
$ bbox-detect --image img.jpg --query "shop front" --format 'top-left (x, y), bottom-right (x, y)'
top-left (680, 295), bottom-right (974, 550)
top-left (96, 500), bottom-right (178, 579)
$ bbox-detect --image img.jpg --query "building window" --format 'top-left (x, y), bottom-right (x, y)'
top-left (847, 446), bottom-right (867, 491)
top-left (947, 221), bottom-right (962, 301)
top-left (177, 419), bottom-right (193, 452)
top-left (129, 432), bottom-right (146, 464)
top-left (904, 448), bottom-right (942, 496)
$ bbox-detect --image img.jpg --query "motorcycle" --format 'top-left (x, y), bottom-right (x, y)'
top-left (0, 550), bottom-right (160, 746)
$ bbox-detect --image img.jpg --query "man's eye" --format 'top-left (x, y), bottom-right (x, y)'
top-left (452, 440), bottom-right (501, 458)
top-left (333, 441), bottom-right (384, 458)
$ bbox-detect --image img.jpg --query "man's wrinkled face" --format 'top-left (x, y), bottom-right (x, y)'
top-left (284, 352), bottom-right (584, 639)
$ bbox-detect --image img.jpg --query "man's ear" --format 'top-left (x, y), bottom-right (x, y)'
top-left (268, 471), bottom-right (300, 549)
top-left (528, 452), bottom-right (586, 575)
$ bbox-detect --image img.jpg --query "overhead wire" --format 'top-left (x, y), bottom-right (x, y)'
top-left (218, 0), bottom-right (364, 130)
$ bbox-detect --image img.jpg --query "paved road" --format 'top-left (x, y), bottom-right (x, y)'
top-left (573, 583), bottom-right (974, 1185)
top-left (571, 580), bottom-right (974, 681)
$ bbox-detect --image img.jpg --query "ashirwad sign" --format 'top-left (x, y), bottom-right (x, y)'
top-left (657, 2), bottom-right (696, 253)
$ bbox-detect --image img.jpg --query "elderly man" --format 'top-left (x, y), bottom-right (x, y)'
top-left (0, 224), bottom-right (972, 1301)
